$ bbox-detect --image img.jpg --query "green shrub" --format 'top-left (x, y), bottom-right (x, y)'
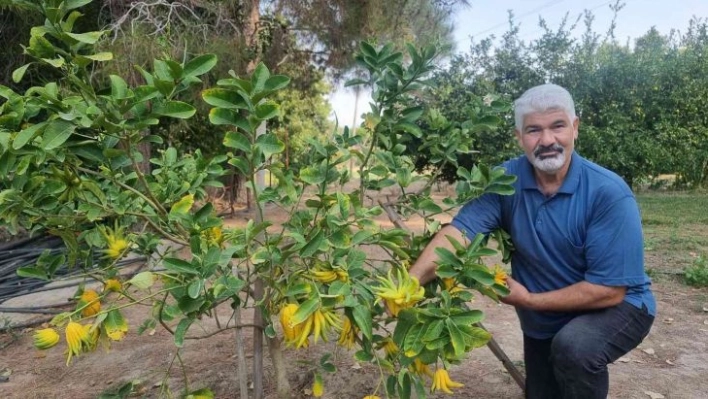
top-left (684, 255), bottom-right (708, 287)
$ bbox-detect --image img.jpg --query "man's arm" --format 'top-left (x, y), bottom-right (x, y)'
top-left (408, 225), bottom-right (468, 285)
top-left (501, 277), bottom-right (626, 312)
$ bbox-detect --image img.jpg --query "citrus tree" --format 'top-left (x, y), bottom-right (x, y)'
top-left (0, 1), bottom-right (515, 398)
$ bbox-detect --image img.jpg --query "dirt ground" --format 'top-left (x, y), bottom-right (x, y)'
top-left (2, 198), bottom-right (708, 399)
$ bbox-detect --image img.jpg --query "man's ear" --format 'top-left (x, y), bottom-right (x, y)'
top-left (573, 117), bottom-right (580, 140)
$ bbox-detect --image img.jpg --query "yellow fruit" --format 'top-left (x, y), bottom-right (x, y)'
top-left (65, 321), bottom-right (88, 365)
top-left (373, 268), bottom-right (425, 316)
top-left (337, 317), bottom-right (357, 349)
top-left (104, 279), bottom-right (122, 293)
top-left (431, 369), bottom-right (463, 394)
top-left (33, 328), bottom-right (60, 350)
top-left (279, 304), bottom-right (307, 347)
top-left (493, 264), bottom-right (508, 286)
top-left (381, 338), bottom-right (398, 358)
top-left (409, 358), bottom-right (434, 377)
top-left (79, 289), bottom-right (101, 317)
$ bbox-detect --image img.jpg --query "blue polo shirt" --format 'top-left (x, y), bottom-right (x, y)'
top-left (451, 152), bottom-right (656, 339)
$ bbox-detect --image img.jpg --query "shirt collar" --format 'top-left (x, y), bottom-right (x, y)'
top-left (520, 151), bottom-right (581, 194)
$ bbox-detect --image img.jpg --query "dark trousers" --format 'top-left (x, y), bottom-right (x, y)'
top-left (523, 301), bottom-right (654, 399)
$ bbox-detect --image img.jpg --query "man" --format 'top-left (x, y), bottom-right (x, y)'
top-left (408, 84), bottom-right (655, 399)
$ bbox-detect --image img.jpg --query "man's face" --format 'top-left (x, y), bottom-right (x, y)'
top-left (515, 109), bottom-right (579, 175)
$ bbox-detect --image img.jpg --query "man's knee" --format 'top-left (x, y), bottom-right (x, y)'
top-left (550, 328), bottom-right (606, 374)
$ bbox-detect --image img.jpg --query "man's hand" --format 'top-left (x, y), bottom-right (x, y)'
top-left (499, 276), bottom-right (531, 308)
top-left (499, 278), bottom-right (627, 312)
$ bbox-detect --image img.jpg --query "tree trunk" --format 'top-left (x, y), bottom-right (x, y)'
top-left (266, 336), bottom-right (291, 399)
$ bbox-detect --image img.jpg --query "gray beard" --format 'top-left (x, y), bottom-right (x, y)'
top-left (532, 152), bottom-right (566, 173)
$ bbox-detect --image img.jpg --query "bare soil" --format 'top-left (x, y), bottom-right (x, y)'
top-left (2, 197), bottom-right (707, 399)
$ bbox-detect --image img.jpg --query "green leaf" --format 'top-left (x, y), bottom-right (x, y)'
top-left (183, 54), bottom-right (217, 77)
top-left (109, 75), bottom-right (129, 99)
top-left (228, 157), bottom-right (249, 175)
top-left (13, 122), bottom-right (45, 149)
top-left (16, 266), bottom-right (48, 280)
top-left (187, 279), bottom-right (204, 299)
top-left (264, 75), bottom-right (290, 92)
top-left (170, 194), bottom-right (194, 216)
top-left (12, 64), bottom-right (29, 83)
top-left (251, 63), bottom-right (270, 92)
top-left (445, 318), bottom-right (465, 356)
top-left (352, 305), bottom-right (373, 340)
top-left (395, 122), bottom-right (422, 138)
top-left (223, 131), bottom-right (251, 152)
top-left (359, 42), bottom-right (377, 59)
top-left (434, 247), bottom-right (462, 267)
top-left (395, 168), bottom-right (412, 187)
top-left (154, 101), bottom-right (196, 119)
top-left (336, 192), bottom-right (350, 218)
top-left (42, 120), bottom-right (75, 150)
top-left (355, 350), bottom-right (373, 362)
top-left (82, 52), bottom-right (113, 61)
top-left (450, 310), bottom-right (484, 326)
top-left (300, 230), bottom-right (324, 257)
top-left (202, 88), bottom-right (249, 109)
top-left (175, 317), bottom-right (194, 348)
top-left (163, 258), bottom-right (199, 275)
top-left (403, 324), bottom-right (426, 357)
top-left (128, 271), bottom-right (155, 289)
top-left (466, 269), bottom-right (495, 285)
top-left (290, 297), bottom-right (320, 325)
top-left (401, 106), bottom-right (424, 122)
top-left (65, 0), bottom-right (93, 11)
top-left (255, 133), bottom-right (284, 158)
top-left (484, 183), bottom-right (515, 196)
top-left (299, 165), bottom-right (325, 185)
top-left (41, 57), bottom-right (65, 68)
top-left (422, 319), bottom-right (444, 342)
top-left (65, 31), bottom-right (105, 44)
top-left (255, 102), bottom-right (279, 120)
top-left (285, 283), bottom-right (311, 297)
top-left (392, 310), bottom-right (417, 343)
top-left (217, 77), bottom-right (252, 92)
top-left (209, 108), bottom-right (252, 132)
top-left (461, 325), bottom-right (491, 349)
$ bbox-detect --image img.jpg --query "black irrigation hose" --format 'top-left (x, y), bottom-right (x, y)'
top-left (0, 256), bottom-right (147, 304)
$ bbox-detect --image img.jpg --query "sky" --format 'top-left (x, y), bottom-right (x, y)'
top-left (328, 0), bottom-right (708, 128)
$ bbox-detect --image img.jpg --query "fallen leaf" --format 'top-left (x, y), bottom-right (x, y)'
top-left (633, 359), bottom-right (645, 363)
top-left (663, 318), bottom-right (673, 324)
top-left (617, 357), bottom-right (631, 363)
top-left (644, 391), bottom-right (665, 399)
top-left (702, 306), bottom-right (708, 312)
top-left (0, 368), bottom-right (11, 378)
top-left (351, 363), bottom-right (362, 370)
top-left (666, 359), bottom-right (675, 365)
top-left (643, 348), bottom-right (656, 355)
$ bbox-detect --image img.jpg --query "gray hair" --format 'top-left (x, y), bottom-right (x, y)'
top-left (514, 84), bottom-right (576, 130)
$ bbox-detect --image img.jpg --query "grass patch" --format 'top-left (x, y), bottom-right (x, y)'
top-left (637, 192), bottom-right (708, 272)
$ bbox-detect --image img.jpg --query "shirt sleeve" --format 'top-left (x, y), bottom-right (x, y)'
top-left (584, 195), bottom-right (646, 286)
top-left (451, 192), bottom-right (503, 238)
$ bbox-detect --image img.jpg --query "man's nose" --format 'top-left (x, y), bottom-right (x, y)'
top-left (539, 129), bottom-right (555, 145)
